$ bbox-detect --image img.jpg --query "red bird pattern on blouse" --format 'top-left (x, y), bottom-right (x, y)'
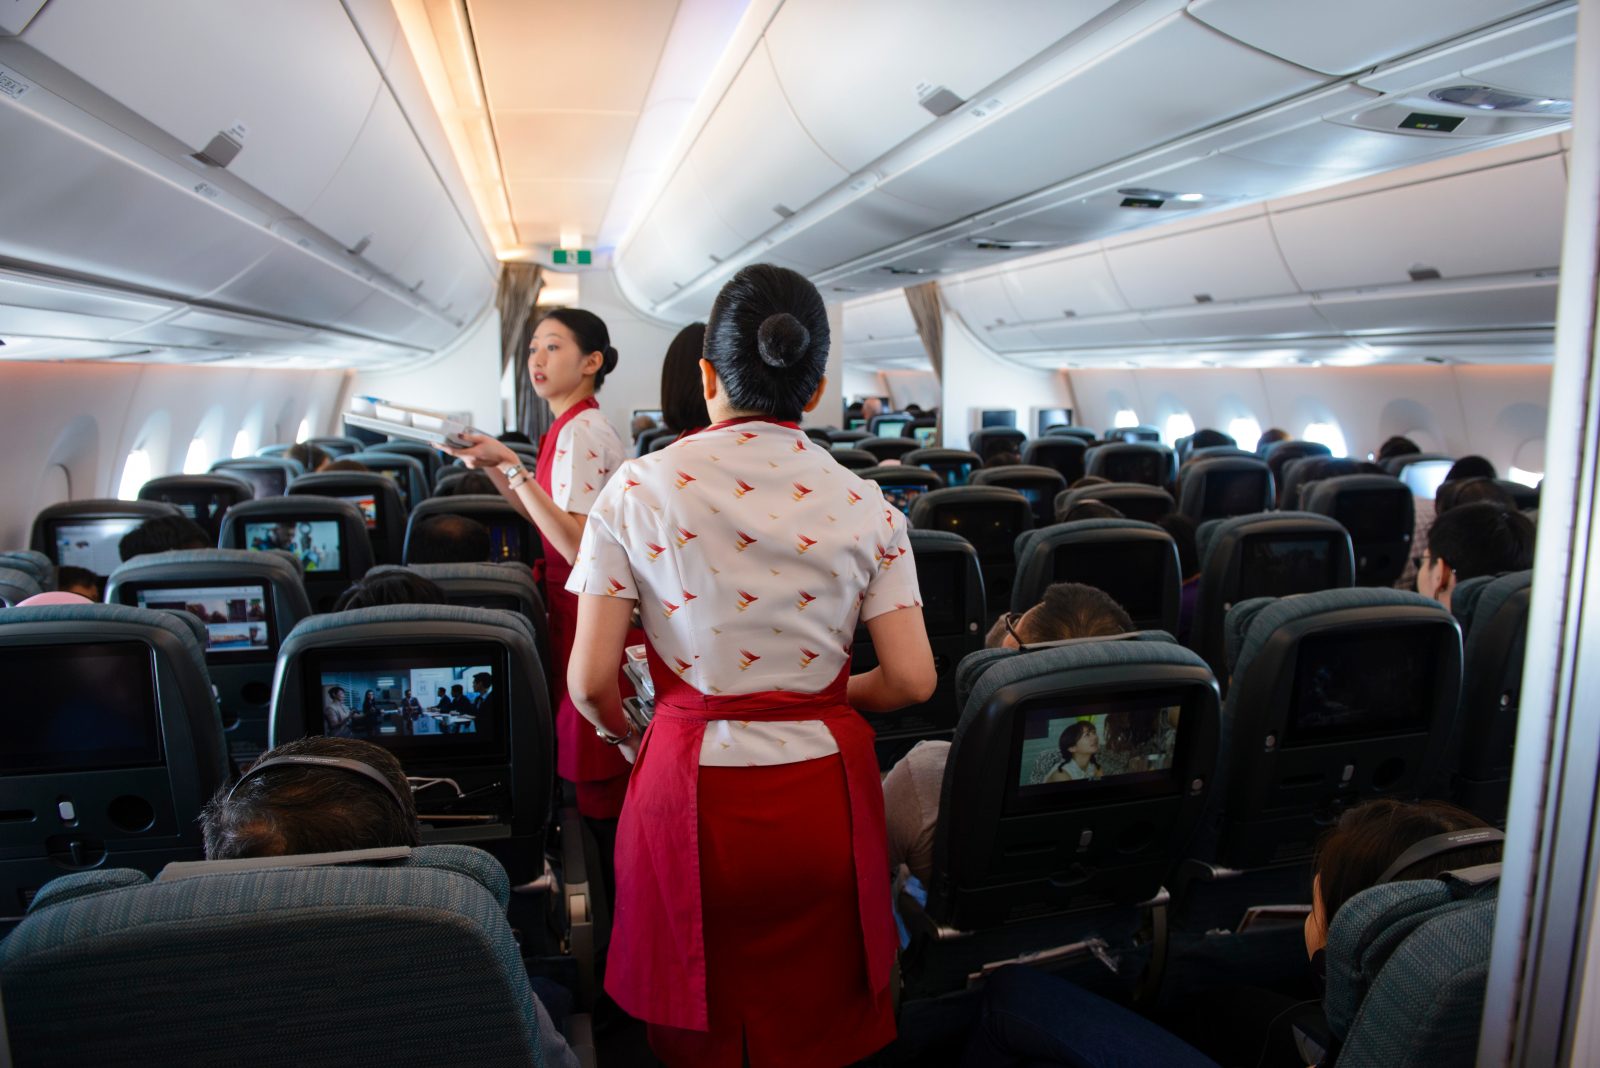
top-left (548, 407), bottom-right (624, 516)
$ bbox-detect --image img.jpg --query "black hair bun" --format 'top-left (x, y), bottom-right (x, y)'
top-left (601, 345), bottom-right (619, 375)
top-left (756, 312), bottom-right (809, 368)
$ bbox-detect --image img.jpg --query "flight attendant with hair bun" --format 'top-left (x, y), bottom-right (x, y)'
top-left (567, 264), bottom-right (938, 1067)
top-left (443, 307), bottom-right (635, 832)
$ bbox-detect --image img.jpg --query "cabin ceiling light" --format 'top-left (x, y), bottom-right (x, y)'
top-left (1429, 85), bottom-right (1572, 115)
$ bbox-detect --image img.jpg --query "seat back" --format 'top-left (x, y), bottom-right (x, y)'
top-left (107, 549), bottom-right (314, 769)
top-left (1217, 589), bottom-right (1460, 867)
top-left (270, 605), bottom-right (552, 883)
top-left (968, 427), bottom-right (1027, 461)
top-left (859, 466), bottom-right (944, 516)
top-left (1186, 445), bottom-right (1256, 465)
top-left (368, 439), bottom-right (445, 482)
top-left (1447, 571), bottom-right (1532, 822)
top-left (1046, 426), bottom-right (1097, 445)
top-left (209, 457), bottom-right (301, 499)
top-left (1381, 452), bottom-right (1454, 477)
top-left (971, 465), bottom-right (1069, 528)
top-left (910, 487), bottom-right (1034, 617)
top-left (1276, 455), bottom-right (1368, 510)
top-left (1192, 512), bottom-right (1355, 680)
top-left (869, 412), bottom-right (915, 438)
top-left (859, 436), bottom-right (921, 463)
top-left (0, 567), bottom-right (42, 606)
top-left (1104, 424), bottom-right (1163, 444)
top-left (0, 846), bottom-right (552, 1066)
top-left (636, 426), bottom-right (678, 456)
top-left (1012, 519), bottom-right (1182, 634)
top-left (827, 428), bottom-right (872, 445)
top-left (929, 636), bottom-right (1219, 930)
top-left (1495, 478), bottom-right (1540, 511)
top-left (306, 435), bottom-right (366, 457)
top-left (30, 499), bottom-right (183, 581)
top-left (0, 550), bottom-right (54, 592)
top-left (1176, 457), bottom-right (1275, 522)
top-left (348, 450), bottom-right (431, 510)
top-left (1085, 443), bottom-right (1175, 487)
top-left (907, 416), bottom-right (940, 446)
top-left (1021, 436), bottom-right (1088, 484)
top-left (904, 447), bottom-right (981, 488)
top-left (1262, 440), bottom-right (1332, 491)
top-left (137, 474), bottom-right (255, 539)
top-left (0, 604), bottom-right (229, 918)
top-left (218, 498), bottom-right (375, 612)
top-left (1054, 482), bottom-right (1175, 525)
top-left (830, 447), bottom-right (879, 471)
top-left (289, 471), bottom-right (408, 565)
top-left (1302, 474), bottom-right (1416, 586)
top-left (403, 495), bottom-right (541, 568)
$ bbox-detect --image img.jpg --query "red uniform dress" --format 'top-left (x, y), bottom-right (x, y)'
top-left (568, 417), bottom-right (923, 1066)
top-left (534, 397), bottom-right (632, 818)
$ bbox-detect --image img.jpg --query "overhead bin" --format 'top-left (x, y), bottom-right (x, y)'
top-left (1000, 313), bottom-right (1156, 352)
top-left (1000, 250), bottom-right (1131, 322)
top-left (1311, 275), bottom-right (1558, 333)
top-left (766, 193), bottom-right (947, 274)
top-left (1103, 210), bottom-right (1301, 309)
top-left (615, 166), bottom-right (747, 305)
top-left (841, 291), bottom-right (918, 345)
top-left (1139, 294), bottom-right (1329, 343)
top-left (940, 274), bottom-right (1023, 330)
top-left (206, 246), bottom-right (379, 327)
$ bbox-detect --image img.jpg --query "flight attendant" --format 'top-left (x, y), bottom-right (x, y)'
top-left (442, 308), bottom-right (633, 825)
top-left (566, 264), bottom-right (937, 1067)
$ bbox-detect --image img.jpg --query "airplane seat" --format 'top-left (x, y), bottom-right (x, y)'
top-left (0, 845), bottom-right (582, 1067)
top-left (254, 443), bottom-right (295, 460)
top-left (0, 567), bottom-right (42, 606)
top-left (403, 496), bottom-right (541, 570)
top-left (859, 436), bottom-right (922, 463)
top-left (1084, 443), bottom-right (1176, 488)
top-left (1184, 445), bottom-right (1256, 466)
top-left (1381, 452), bottom-right (1454, 477)
top-left (907, 416), bottom-right (939, 444)
top-left (432, 468), bottom-right (476, 496)
top-left (0, 603), bottom-right (229, 922)
top-left (218, 498), bottom-right (374, 613)
top-left (209, 457), bottom-right (303, 499)
top-left (106, 548), bottom-right (313, 771)
top-left (305, 435), bottom-right (366, 458)
top-left (1011, 519), bottom-right (1181, 634)
top-left (899, 634), bottom-right (1218, 998)
top-left (1175, 457), bottom-right (1275, 523)
top-left (804, 426), bottom-right (835, 444)
top-left (827, 428), bottom-right (872, 445)
top-left (29, 499), bottom-right (183, 583)
top-left (1053, 482), bottom-right (1175, 525)
top-left (0, 551), bottom-right (55, 592)
top-left (1261, 440), bottom-right (1333, 494)
top-left (1494, 479), bottom-right (1540, 511)
top-left (904, 447), bottom-right (982, 488)
top-left (868, 412), bottom-right (915, 438)
top-left (851, 530), bottom-right (985, 769)
top-left (1301, 475), bottom-right (1416, 586)
top-left (635, 426), bottom-right (677, 456)
top-left (858, 465), bottom-right (944, 516)
top-left (968, 427), bottom-right (1028, 463)
top-left (1191, 512), bottom-right (1355, 681)
top-left (1211, 588), bottom-right (1460, 871)
top-left (830, 447), bottom-right (879, 471)
top-left (289, 471), bottom-right (408, 566)
top-left (348, 450), bottom-right (431, 509)
top-left (1045, 426), bottom-right (1097, 445)
top-left (269, 604), bottom-right (553, 894)
top-left (1022, 436), bottom-right (1088, 484)
top-left (137, 474), bottom-right (255, 539)
top-left (1322, 865), bottom-right (1501, 1068)
top-left (645, 432), bottom-right (680, 454)
top-left (909, 487), bottom-right (1033, 619)
top-left (1445, 570), bottom-right (1532, 823)
top-left (368, 439), bottom-right (444, 482)
top-left (1102, 424), bottom-right (1163, 444)
top-left (971, 465), bottom-right (1069, 528)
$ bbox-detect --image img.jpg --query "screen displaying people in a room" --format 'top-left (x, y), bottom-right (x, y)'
top-left (136, 584), bottom-right (270, 653)
top-left (319, 661), bottom-right (496, 741)
top-left (880, 484), bottom-right (925, 515)
top-left (1017, 700), bottom-right (1181, 790)
top-left (53, 519), bottom-right (142, 577)
top-left (244, 520), bottom-right (342, 573)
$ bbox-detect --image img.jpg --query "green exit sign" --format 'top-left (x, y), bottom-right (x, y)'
top-left (552, 249), bottom-right (592, 266)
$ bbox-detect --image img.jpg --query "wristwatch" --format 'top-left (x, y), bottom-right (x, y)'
top-left (596, 722), bottom-right (636, 746)
top-left (500, 462), bottom-right (527, 481)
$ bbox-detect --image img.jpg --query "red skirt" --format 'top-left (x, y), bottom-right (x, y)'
top-left (646, 755), bottom-right (896, 1068)
top-left (545, 570), bottom-right (632, 818)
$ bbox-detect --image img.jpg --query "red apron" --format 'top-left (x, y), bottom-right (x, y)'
top-left (606, 646), bottom-right (896, 1035)
top-left (536, 397), bottom-right (633, 815)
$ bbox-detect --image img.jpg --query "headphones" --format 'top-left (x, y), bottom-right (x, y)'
top-left (228, 754), bottom-right (410, 816)
top-left (1376, 827), bottom-right (1505, 884)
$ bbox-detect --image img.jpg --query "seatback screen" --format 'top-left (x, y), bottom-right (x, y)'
top-left (980, 410), bottom-right (1018, 428)
top-left (306, 643), bottom-right (507, 759)
top-left (1202, 471), bottom-right (1268, 517)
top-left (135, 583), bottom-right (273, 655)
top-left (1011, 691), bottom-right (1185, 806)
top-left (1287, 628), bottom-right (1434, 745)
top-left (914, 555), bottom-right (967, 636)
top-left (1336, 490), bottom-right (1408, 540)
top-left (1051, 541), bottom-right (1168, 622)
top-left (230, 467), bottom-right (287, 499)
top-left (912, 426), bottom-right (938, 445)
top-left (368, 466), bottom-right (412, 507)
top-left (1107, 495), bottom-right (1170, 524)
top-left (1103, 451), bottom-right (1165, 486)
top-left (1, 641), bottom-right (163, 774)
top-left (486, 519), bottom-right (533, 565)
top-left (875, 419), bottom-right (910, 438)
top-left (340, 494), bottom-right (379, 530)
top-left (51, 519), bottom-right (143, 577)
top-left (880, 483), bottom-right (926, 516)
top-left (1238, 536), bottom-right (1336, 600)
top-left (244, 520), bottom-right (344, 575)
top-left (921, 461), bottom-right (971, 487)
top-left (930, 504), bottom-right (1021, 563)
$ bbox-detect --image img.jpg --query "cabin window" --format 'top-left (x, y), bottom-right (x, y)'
top-left (1113, 409), bottom-right (1140, 429)
top-left (1509, 467), bottom-right (1543, 487)
top-left (117, 448), bottom-right (152, 501)
top-left (295, 418), bottom-right (311, 444)
top-left (183, 437), bottom-right (211, 474)
top-left (1227, 417), bottom-right (1261, 452)
top-left (1302, 421), bottom-right (1348, 458)
top-left (232, 429), bottom-right (254, 459)
top-left (1164, 413), bottom-right (1195, 444)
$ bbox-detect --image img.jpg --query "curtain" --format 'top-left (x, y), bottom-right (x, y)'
top-left (904, 280), bottom-right (944, 438)
top-left (495, 263), bottom-right (552, 443)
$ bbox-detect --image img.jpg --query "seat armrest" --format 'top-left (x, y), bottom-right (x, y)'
top-left (559, 805), bottom-right (597, 1008)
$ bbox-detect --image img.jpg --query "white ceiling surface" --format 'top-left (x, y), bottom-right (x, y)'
top-left (616, 0), bottom-right (1576, 329)
top-left (468, 0), bottom-right (681, 250)
top-left (0, 0), bottom-right (497, 368)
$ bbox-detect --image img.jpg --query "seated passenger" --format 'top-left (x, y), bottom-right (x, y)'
top-left (1434, 476), bottom-right (1516, 515)
top-left (1444, 455), bottom-right (1497, 482)
top-left (984, 449), bottom-right (1022, 468)
top-left (630, 414), bottom-right (658, 440)
top-left (1417, 501), bottom-right (1535, 610)
top-left (1190, 428), bottom-right (1233, 451)
top-left (285, 442), bottom-right (333, 472)
top-left (1397, 456), bottom-right (1510, 591)
top-left (437, 470), bottom-right (497, 496)
top-left (55, 564), bottom-right (103, 601)
top-left (1258, 427), bottom-right (1290, 450)
top-left (889, 584), bottom-right (1133, 887)
top-left (1375, 435), bottom-right (1420, 465)
top-left (1061, 499), bottom-right (1124, 523)
top-left (118, 515), bottom-right (211, 562)
top-left (319, 458), bottom-right (372, 474)
top-left (333, 569), bottom-right (447, 611)
top-left (1157, 513), bottom-right (1200, 644)
top-left (408, 514), bottom-right (491, 564)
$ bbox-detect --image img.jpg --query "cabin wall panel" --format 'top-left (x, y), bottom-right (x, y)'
top-left (353, 305), bottom-right (503, 430)
top-left (938, 313), bottom-right (1071, 448)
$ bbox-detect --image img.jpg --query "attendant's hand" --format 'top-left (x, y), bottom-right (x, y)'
top-left (439, 432), bottom-right (520, 471)
top-left (619, 737), bottom-right (640, 765)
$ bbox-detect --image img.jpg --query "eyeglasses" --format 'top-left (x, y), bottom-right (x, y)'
top-left (1001, 610), bottom-right (1029, 651)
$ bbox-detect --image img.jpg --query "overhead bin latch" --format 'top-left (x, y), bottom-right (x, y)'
top-left (193, 122), bottom-right (248, 169)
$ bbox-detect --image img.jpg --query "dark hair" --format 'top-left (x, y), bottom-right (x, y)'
top-left (1063, 500), bottom-right (1125, 523)
top-left (1258, 428), bottom-right (1290, 447)
top-left (984, 450), bottom-right (1022, 469)
top-left (1023, 582), bottom-right (1134, 643)
top-left (1427, 501), bottom-right (1535, 580)
top-left (538, 308), bottom-right (618, 389)
top-left (319, 458), bottom-right (371, 474)
top-left (1069, 475), bottom-right (1110, 491)
top-left (1191, 428), bottom-right (1234, 450)
top-left (704, 264), bottom-right (830, 421)
top-left (285, 443), bottom-right (332, 472)
top-left (498, 431), bottom-right (534, 446)
top-left (1435, 476), bottom-right (1516, 515)
top-left (1058, 721), bottom-right (1099, 763)
top-left (333, 569), bottom-right (447, 611)
top-left (1313, 799), bottom-right (1500, 930)
top-left (661, 322), bottom-right (711, 432)
top-left (436, 471), bottom-right (497, 497)
top-left (1377, 436), bottom-right (1421, 463)
top-left (201, 737), bottom-right (419, 859)
top-left (1157, 513), bottom-right (1200, 578)
top-left (55, 565), bottom-right (102, 599)
top-left (407, 514), bottom-right (491, 564)
top-left (118, 515), bottom-right (212, 562)
top-left (1445, 455), bottom-right (1497, 482)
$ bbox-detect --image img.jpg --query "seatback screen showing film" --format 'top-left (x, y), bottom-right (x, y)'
top-left (880, 483), bottom-right (927, 516)
top-left (368, 466), bottom-right (412, 507)
top-left (307, 643), bottom-right (506, 759)
top-left (51, 518), bottom-right (143, 577)
top-left (1238, 536), bottom-right (1337, 600)
top-left (1051, 541), bottom-right (1168, 622)
top-left (244, 520), bottom-right (344, 575)
top-left (1010, 691), bottom-right (1186, 808)
top-left (135, 583), bottom-right (273, 655)
top-left (1286, 628), bottom-right (1434, 745)
top-left (340, 494), bottom-right (379, 530)
top-left (1, 641), bottom-right (163, 774)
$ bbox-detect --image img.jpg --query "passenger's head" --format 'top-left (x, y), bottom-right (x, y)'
top-left (118, 515), bottom-right (211, 562)
top-left (1306, 799), bottom-right (1500, 958)
top-left (437, 470), bottom-right (497, 497)
top-left (407, 514), bottom-right (491, 564)
top-left (661, 322), bottom-right (711, 432)
top-left (1445, 455), bottom-right (1497, 482)
top-left (1157, 513), bottom-right (1200, 579)
top-left (1435, 476), bottom-right (1515, 515)
top-left (55, 565), bottom-right (103, 601)
top-left (531, 307), bottom-right (617, 400)
top-left (704, 264), bottom-right (830, 422)
top-left (285, 443), bottom-right (332, 472)
top-left (1258, 428), bottom-right (1290, 449)
top-left (1190, 428), bottom-right (1234, 451)
top-left (1376, 436), bottom-right (1421, 463)
top-left (986, 581), bottom-right (1133, 649)
top-left (630, 414), bottom-right (657, 439)
top-left (319, 458), bottom-right (371, 474)
top-left (1062, 500), bottom-right (1124, 523)
top-left (201, 737), bottom-right (419, 859)
top-left (861, 397), bottom-right (884, 423)
top-left (332, 569), bottom-right (447, 611)
top-left (984, 450), bottom-right (1021, 468)
top-left (1419, 501), bottom-right (1535, 608)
